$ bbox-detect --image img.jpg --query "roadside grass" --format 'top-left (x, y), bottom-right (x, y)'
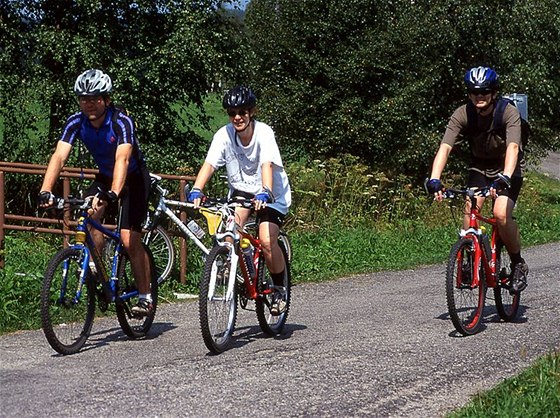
top-left (1, 170), bottom-right (558, 333)
top-left (447, 351), bottom-right (560, 418)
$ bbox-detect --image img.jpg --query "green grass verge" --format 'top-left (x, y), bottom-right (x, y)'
top-left (447, 351), bottom-right (560, 418)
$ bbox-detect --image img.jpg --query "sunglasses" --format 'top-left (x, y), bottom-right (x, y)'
top-left (469, 90), bottom-right (492, 96)
top-left (78, 96), bottom-right (104, 104)
top-left (227, 109), bottom-right (250, 117)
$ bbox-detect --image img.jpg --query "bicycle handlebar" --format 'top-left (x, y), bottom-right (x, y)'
top-left (200, 196), bottom-right (255, 210)
top-left (49, 196), bottom-right (92, 211)
top-left (442, 187), bottom-right (491, 200)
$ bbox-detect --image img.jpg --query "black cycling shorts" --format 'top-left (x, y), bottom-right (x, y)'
top-left (467, 170), bottom-right (523, 204)
top-left (231, 189), bottom-right (286, 227)
top-left (85, 166), bottom-right (150, 232)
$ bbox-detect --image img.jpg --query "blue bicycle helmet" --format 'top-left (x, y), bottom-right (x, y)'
top-left (222, 86), bottom-right (257, 109)
top-left (464, 66), bottom-right (499, 92)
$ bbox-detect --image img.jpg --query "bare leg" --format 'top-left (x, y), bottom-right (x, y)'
top-left (463, 196), bottom-right (486, 230)
top-left (121, 229), bottom-right (151, 295)
top-left (493, 195), bottom-right (521, 254)
top-left (258, 221), bottom-right (284, 274)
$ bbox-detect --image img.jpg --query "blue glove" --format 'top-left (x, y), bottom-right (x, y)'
top-left (426, 179), bottom-right (443, 194)
top-left (490, 173), bottom-right (511, 191)
top-left (187, 188), bottom-right (204, 203)
top-left (96, 188), bottom-right (119, 204)
top-left (254, 188), bottom-right (274, 204)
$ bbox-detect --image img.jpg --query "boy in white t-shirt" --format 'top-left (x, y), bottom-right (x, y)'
top-left (188, 86), bottom-right (292, 315)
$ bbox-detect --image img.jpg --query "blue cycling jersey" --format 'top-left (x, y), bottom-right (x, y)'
top-left (60, 107), bottom-right (144, 177)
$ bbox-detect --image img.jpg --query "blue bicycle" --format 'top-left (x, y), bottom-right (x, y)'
top-left (40, 196), bottom-right (158, 355)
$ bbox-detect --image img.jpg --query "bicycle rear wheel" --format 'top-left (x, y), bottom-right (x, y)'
top-left (199, 245), bottom-right (238, 354)
top-left (494, 242), bottom-right (520, 321)
top-left (279, 231), bottom-right (292, 263)
top-left (256, 239), bottom-right (291, 335)
top-left (40, 248), bottom-right (96, 355)
top-left (446, 238), bottom-right (486, 336)
top-left (143, 226), bottom-right (174, 285)
top-left (116, 244), bottom-right (158, 338)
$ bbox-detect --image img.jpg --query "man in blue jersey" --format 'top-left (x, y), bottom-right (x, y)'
top-left (38, 69), bottom-right (154, 316)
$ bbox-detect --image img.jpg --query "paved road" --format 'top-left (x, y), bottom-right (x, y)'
top-left (534, 151), bottom-right (560, 180)
top-left (1, 241), bottom-right (558, 417)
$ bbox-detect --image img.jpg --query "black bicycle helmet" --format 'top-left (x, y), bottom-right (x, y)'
top-left (74, 69), bottom-right (112, 96)
top-left (222, 86), bottom-right (257, 109)
top-left (464, 66), bottom-right (499, 92)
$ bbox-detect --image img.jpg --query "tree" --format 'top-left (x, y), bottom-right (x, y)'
top-left (0, 0), bottom-right (244, 213)
top-left (245, 0), bottom-right (560, 179)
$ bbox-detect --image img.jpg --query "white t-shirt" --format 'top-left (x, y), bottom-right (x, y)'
top-left (205, 120), bottom-right (292, 214)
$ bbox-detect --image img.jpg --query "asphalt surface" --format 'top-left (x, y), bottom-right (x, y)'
top-left (534, 151), bottom-right (560, 180)
top-left (1, 241), bottom-right (559, 418)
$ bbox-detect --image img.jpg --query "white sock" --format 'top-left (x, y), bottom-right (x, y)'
top-left (139, 293), bottom-right (152, 303)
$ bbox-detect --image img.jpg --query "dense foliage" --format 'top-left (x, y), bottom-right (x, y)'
top-left (0, 0), bottom-right (244, 212)
top-left (245, 0), bottom-right (560, 178)
top-left (1, 0), bottom-right (559, 213)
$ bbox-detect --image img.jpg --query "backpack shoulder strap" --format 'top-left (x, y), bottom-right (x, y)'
top-left (493, 97), bottom-right (512, 132)
top-left (465, 101), bottom-right (478, 135)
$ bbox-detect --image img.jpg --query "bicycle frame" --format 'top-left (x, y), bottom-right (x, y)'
top-left (208, 199), bottom-right (273, 304)
top-left (454, 189), bottom-right (501, 289)
top-left (147, 178), bottom-right (210, 256)
top-left (62, 199), bottom-right (133, 304)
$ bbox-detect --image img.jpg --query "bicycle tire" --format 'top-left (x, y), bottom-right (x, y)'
top-left (446, 237), bottom-right (486, 336)
top-left (494, 242), bottom-right (520, 321)
top-left (199, 245), bottom-right (238, 354)
top-left (279, 231), bottom-right (293, 263)
top-left (143, 225), bottom-right (174, 285)
top-left (256, 239), bottom-right (291, 336)
top-left (40, 247), bottom-right (96, 355)
top-left (116, 243), bottom-right (158, 338)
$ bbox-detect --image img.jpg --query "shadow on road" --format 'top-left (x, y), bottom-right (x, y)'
top-left (49, 321), bottom-right (178, 357)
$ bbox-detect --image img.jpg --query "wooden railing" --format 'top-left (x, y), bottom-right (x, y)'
top-left (0, 161), bottom-right (195, 283)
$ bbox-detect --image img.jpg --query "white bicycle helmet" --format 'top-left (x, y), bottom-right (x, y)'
top-left (74, 69), bottom-right (112, 96)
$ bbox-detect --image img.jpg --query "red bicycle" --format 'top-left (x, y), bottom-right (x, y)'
top-left (442, 186), bottom-right (520, 335)
top-left (197, 196), bottom-right (291, 353)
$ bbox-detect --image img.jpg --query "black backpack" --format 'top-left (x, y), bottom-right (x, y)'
top-left (466, 96), bottom-right (530, 151)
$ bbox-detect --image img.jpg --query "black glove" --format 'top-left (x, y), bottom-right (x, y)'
top-left (426, 179), bottom-right (443, 194)
top-left (38, 191), bottom-right (55, 207)
top-left (490, 173), bottom-right (511, 191)
top-left (96, 188), bottom-right (119, 204)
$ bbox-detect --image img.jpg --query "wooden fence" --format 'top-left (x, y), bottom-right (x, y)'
top-left (0, 161), bottom-right (195, 283)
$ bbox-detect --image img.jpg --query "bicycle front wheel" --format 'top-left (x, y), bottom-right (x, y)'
top-left (116, 244), bottom-right (158, 339)
top-left (446, 238), bottom-right (486, 336)
top-left (199, 245), bottom-right (238, 354)
top-left (256, 239), bottom-right (291, 335)
top-left (40, 248), bottom-right (96, 355)
top-left (494, 242), bottom-right (520, 321)
top-left (144, 226), bottom-right (174, 285)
